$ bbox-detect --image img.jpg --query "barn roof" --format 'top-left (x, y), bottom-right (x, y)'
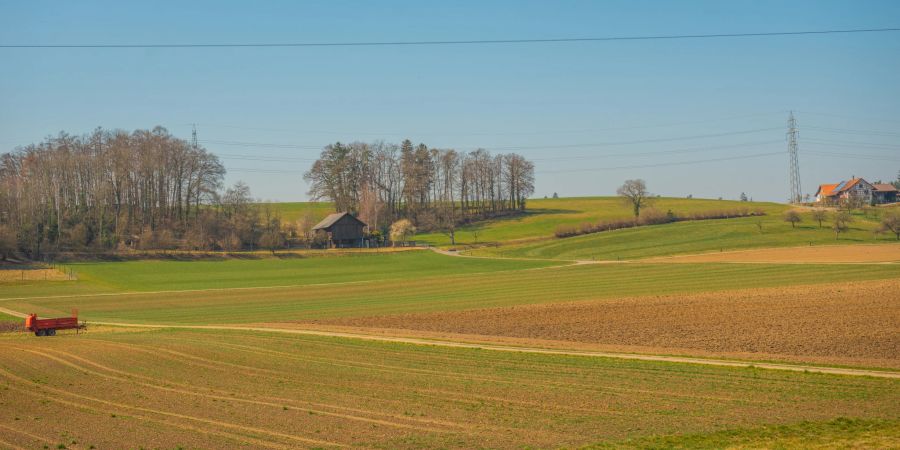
top-left (312, 212), bottom-right (367, 230)
top-left (874, 183), bottom-right (899, 192)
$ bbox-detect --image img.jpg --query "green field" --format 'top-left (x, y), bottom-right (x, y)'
top-left (3, 253), bottom-right (898, 324)
top-left (270, 197), bottom-right (893, 259)
top-left (63, 251), bottom-right (557, 292)
top-left (0, 328), bottom-right (896, 449)
top-left (415, 196), bottom-right (790, 245)
top-left (261, 200), bottom-right (334, 224)
top-left (593, 417), bottom-right (900, 449)
top-left (470, 208), bottom-right (893, 260)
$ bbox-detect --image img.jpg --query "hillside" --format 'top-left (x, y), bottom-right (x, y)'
top-left (468, 207), bottom-right (893, 260)
top-left (272, 197), bottom-right (788, 244)
top-left (270, 197), bottom-right (895, 259)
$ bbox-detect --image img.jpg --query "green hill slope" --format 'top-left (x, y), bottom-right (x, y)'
top-left (415, 196), bottom-right (786, 245)
top-left (268, 197), bottom-right (894, 259)
top-left (469, 208), bottom-right (892, 260)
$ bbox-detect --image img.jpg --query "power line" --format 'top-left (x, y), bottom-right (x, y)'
top-left (529, 140), bottom-right (781, 161)
top-left (804, 150), bottom-right (900, 162)
top-left (197, 127), bottom-right (782, 154)
top-left (3, 28), bottom-right (898, 49)
top-left (184, 111), bottom-right (784, 136)
top-left (803, 138), bottom-right (900, 150)
top-left (536, 151), bottom-right (784, 174)
top-left (805, 126), bottom-right (900, 138)
top-left (797, 110), bottom-right (900, 124)
top-left (482, 128), bottom-right (783, 151)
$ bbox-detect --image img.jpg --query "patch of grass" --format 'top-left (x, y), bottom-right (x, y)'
top-left (264, 201), bottom-right (335, 224)
top-left (589, 417), bottom-right (900, 449)
top-left (5, 261), bottom-right (898, 324)
top-left (0, 250), bottom-right (558, 299)
top-left (0, 312), bottom-right (21, 323)
top-left (470, 209), bottom-right (892, 260)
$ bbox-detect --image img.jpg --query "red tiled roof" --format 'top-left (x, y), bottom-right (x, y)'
top-left (817, 183), bottom-right (839, 197)
top-left (838, 178), bottom-right (865, 193)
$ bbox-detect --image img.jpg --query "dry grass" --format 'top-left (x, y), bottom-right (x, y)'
top-left (0, 268), bottom-right (70, 283)
top-left (312, 279), bottom-right (900, 368)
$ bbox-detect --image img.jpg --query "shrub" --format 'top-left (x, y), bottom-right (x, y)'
top-left (555, 208), bottom-right (766, 239)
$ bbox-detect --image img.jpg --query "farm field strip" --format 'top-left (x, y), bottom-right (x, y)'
top-left (311, 278), bottom-right (900, 369)
top-left (0, 250), bottom-right (561, 299)
top-left (27, 320), bottom-right (898, 379)
top-left (468, 213), bottom-right (895, 260)
top-left (643, 243), bottom-right (900, 263)
top-left (1, 328), bottom-right (898, 448)
top-left (4, 261), bottom-right (897, 324)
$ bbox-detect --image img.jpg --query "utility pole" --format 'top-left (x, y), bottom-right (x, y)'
top-left (787, 111), bottom-right (802, 204)
top-left (191, 123), bottom-right (199, 150)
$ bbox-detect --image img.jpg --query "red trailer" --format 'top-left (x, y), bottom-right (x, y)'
top-left (25, 310), bottom-right (85, 336)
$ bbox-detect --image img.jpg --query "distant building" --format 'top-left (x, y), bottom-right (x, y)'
top-left (873, 183), bottom-right (898, 204)
top-left (815, 176), bottom-right (897, 205)
top-left (312, 212), bottom-right (368, 248)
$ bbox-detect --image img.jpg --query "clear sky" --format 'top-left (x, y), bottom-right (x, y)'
top-left (2, 0), bottom-right (898, 202)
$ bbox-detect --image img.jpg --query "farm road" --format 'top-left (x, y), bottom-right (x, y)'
top-left (4, 307), bottom-right (893, 379)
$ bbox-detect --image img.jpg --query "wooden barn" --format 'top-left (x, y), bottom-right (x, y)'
top-left (312, 212), bottom-right (368, 248)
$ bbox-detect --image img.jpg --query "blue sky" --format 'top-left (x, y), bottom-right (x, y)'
top-left (1, 0), bottom-right (899, 202)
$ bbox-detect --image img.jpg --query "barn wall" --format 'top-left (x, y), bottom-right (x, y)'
top-left (329, 216), bottom-right (365, 241)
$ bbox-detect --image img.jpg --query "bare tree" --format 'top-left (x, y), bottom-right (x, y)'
top-left (617, 179), bottom-right (651, 219)
top-left (782, 210), bottom-right (802, 228)
top-left (880, 211), bottom-right (900, 240)
top-left (811, 209), bottom-right (828, 228)
top-left (832, 211), bottom-right (853, 240)
top-left (0, 225), bottom-right (16, 260)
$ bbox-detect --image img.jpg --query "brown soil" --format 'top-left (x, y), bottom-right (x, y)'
top-left (644, 243), bottom-right (900, 263)
top-left (308, 279), bottom-right (900, 368)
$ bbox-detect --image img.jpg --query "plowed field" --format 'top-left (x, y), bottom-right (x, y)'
top-left (312, 279), bottom-right (900, 368)
top-left (1, 328), bottom-right (898, 449)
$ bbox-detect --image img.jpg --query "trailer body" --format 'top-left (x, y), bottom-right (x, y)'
top-left (25, 311), bottom-right (83, 336)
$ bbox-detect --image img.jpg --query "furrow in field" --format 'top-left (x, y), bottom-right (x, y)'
top-left (153, 334), bottom-right (774, 405)
top-left (0, 366), bottom-right (343, 448)
top-left (0, 435), bottom-right (27, 450)
top-left (0, 424), bottom-right (53, 446)
top-left (30, 347), bottom-right (462, 434)
top-left (0, 372), bottom-right (297, 449)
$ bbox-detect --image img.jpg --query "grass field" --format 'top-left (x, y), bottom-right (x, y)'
top-left (269, 197), bottom-right (893, 259)
top-left (469, 209), bottom-right (894, 260)
top-left (3, 255), bottom-right (898, 325)
top-left (415, 196), bottom-right (790, 245)
top-left (0, 250), bottom-right (559, 299)
top-left (0, 328), bottom-right (897, 449)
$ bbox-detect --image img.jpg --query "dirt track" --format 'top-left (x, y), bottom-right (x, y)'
top-left (310, 279), bottom-right (900, 369)
top-left (644, 243), bottom-right (900, 263)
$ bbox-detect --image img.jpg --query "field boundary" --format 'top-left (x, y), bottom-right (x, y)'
top-left (54, 318), bottom-right (900, 379)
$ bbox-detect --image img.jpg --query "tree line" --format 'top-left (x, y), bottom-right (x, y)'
top-left (0, 127), bottom-right (284, 258)
top-left (304, 140), bottom-right (535, 243)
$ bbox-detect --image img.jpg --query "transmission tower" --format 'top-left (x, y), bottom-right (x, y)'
top-left (787, 111), bottom-right (802, 203)
top-left (191, 123), bottom-right (198, 150)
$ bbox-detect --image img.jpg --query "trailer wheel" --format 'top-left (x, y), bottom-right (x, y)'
top-left (47, 329), bottom-right (56, 336)
top-left (35, 329), bottom-right (44, 337)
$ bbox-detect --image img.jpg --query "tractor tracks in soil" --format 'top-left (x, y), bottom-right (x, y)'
top-left (74, 320), bottom-right (900, 380)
